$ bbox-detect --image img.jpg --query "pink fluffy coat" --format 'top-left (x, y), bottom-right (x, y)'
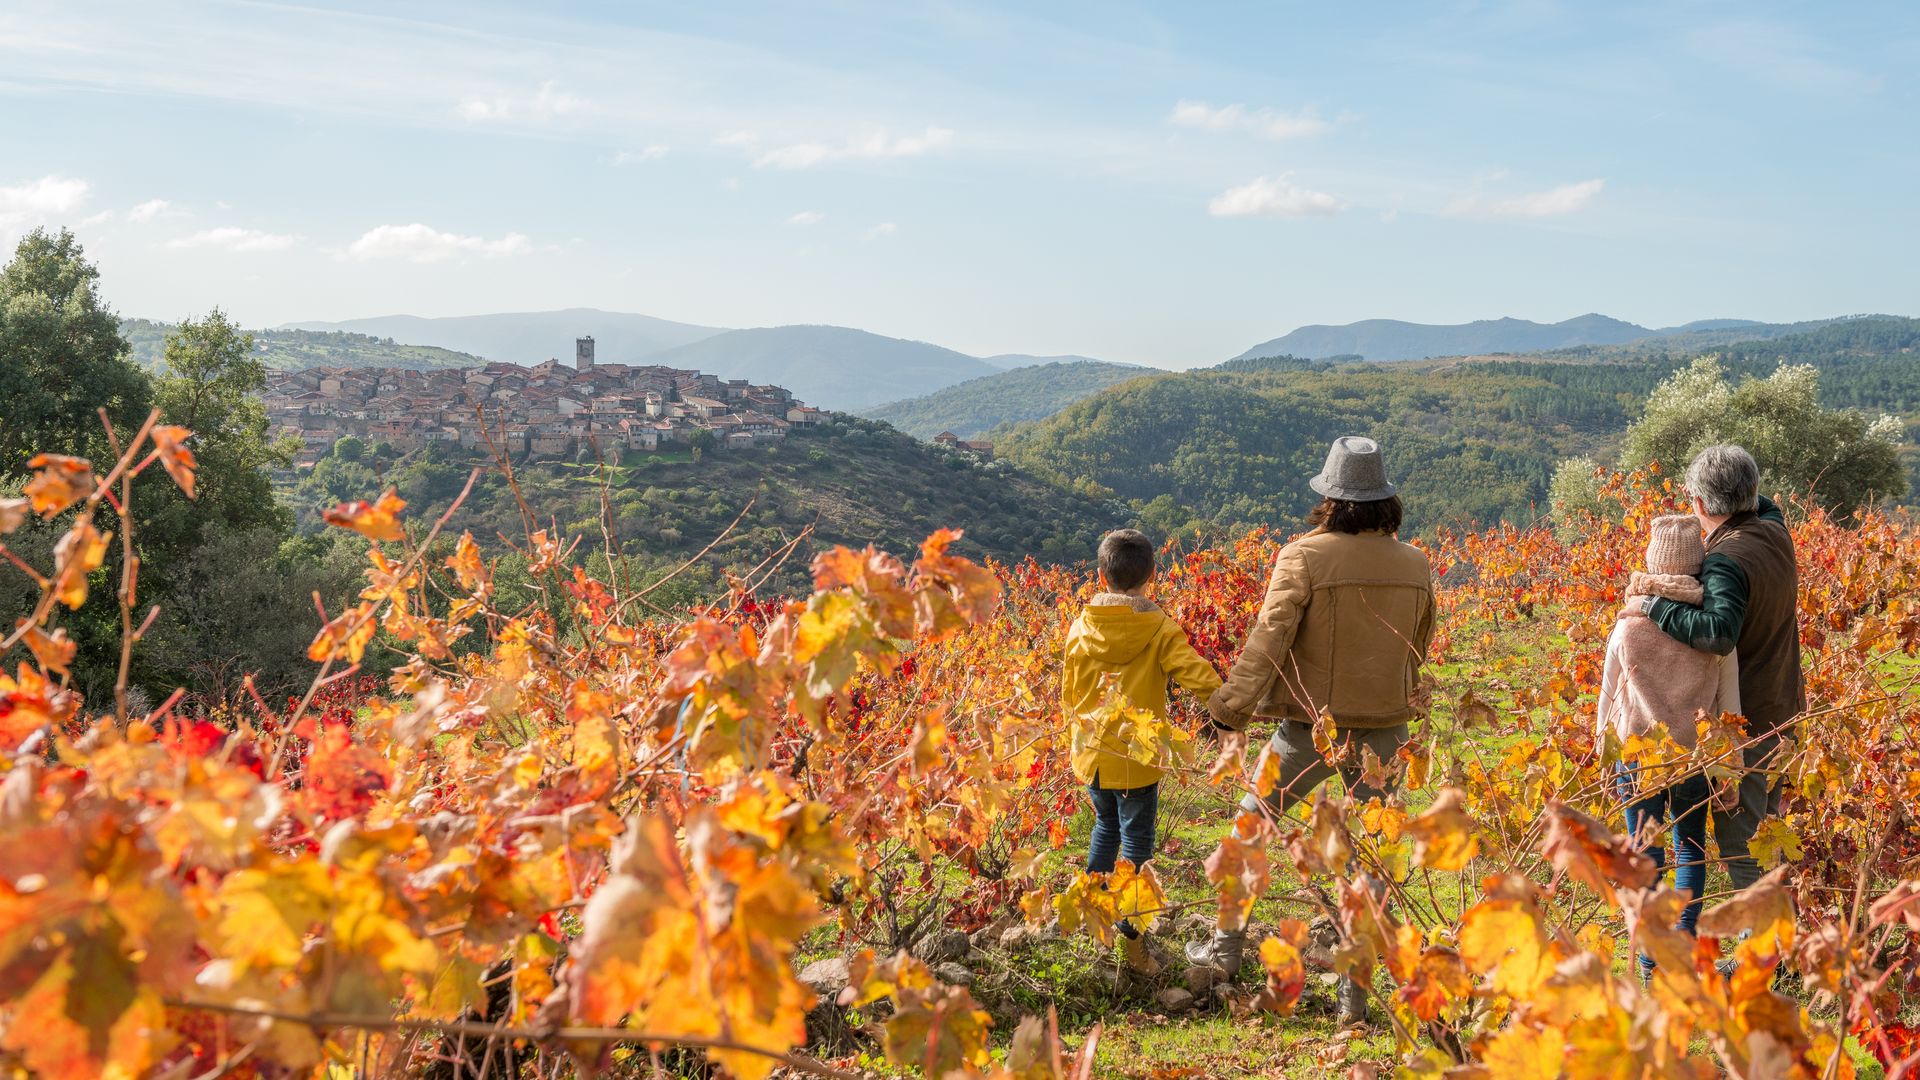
top-left (1596, 572), bottom-right (1741, 747)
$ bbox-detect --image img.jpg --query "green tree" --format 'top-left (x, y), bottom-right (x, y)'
top-left (151, 309), bottom-right (296, 537)
top-left (0, 228), bottom-right (150, 473)
top-left (1620, 357), bottom-right (1909, 517)
top-left (332, 435), bottom-right (366, 462)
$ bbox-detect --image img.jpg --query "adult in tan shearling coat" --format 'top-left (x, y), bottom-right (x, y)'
top-left (1185, 436), bottom-right (1435, 1028)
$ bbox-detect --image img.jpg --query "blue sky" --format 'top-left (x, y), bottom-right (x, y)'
top-left (1, 1), bottom-right (1913, 367)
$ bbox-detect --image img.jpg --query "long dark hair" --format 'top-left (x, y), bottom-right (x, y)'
top-left (1308, 495), bottom-right (1404, 535)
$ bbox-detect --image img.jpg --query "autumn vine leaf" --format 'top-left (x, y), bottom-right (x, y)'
top-left (321, 487), bottom-right (408, 541)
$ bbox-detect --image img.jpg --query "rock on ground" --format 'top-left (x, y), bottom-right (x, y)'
top-left (913, 929), bottom-right (972, 964)
top-left (933, 961), bottom-right (975, 987)
top-left (1153, 987), bottom-right (1195, 1014)
top-left (797, 956), bottom-right (852, 1000)
top-left (1184, 964), bottom-right (1223, 994)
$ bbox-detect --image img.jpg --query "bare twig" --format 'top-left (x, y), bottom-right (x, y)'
top-left (164, 998), bottom-right (867, 1080)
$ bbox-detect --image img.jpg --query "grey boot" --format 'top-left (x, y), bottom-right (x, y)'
top-left (1183, 929), bottom-right (1246, 977)
top-left (1336, 975), bottom-right (1369, 1027)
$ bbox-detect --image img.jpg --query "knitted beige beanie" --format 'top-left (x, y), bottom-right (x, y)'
top-left (1645, 514), bottom-right (1706, 576)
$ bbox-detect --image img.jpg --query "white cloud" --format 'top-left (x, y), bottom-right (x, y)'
top-left (786, 210), bottom-right (825, 226)
top-left (167, 227), bottom-right (301, 252)
top-left (614, 145), bottom-right (669, 164)
top-left (127, 198), bottom-right (171, 222)
top-left (1207, 174), bottom-right (1344, 218)
top-left (1170, 100), bottom-right (1329, 141)
top-left (713, 130), bottom-right (759, 147)
top-left (1444, 178), bottom-right (1605, 219)
top-left (863, 222), bottom-right (897, 241)
top-left (0, 175), bottom-right (90, 230)
top-left (754, 126), bottom-right (953, 169)
top-left (346, 223), bottom-right (532, 262)
top-left (457, 81), bottom-right (587, 125)
top-left (79, 210), bottom-right (115, 227)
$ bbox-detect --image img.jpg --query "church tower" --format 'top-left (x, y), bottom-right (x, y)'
top-left (575, 336), bottom-right (595, 371)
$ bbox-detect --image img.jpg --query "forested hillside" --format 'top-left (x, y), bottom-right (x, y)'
top-left (122, 319), bottom-right (486, 371)
top-left (862, 360), bottom-right (1155, 438)
top-left (284, 417), bottom-right (1115, 596)
top-left (1001, 316), bottom-right (1920, 537)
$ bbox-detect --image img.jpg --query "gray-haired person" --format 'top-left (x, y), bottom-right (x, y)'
top-left (1185, 436), bottom-right (1436, 1027)
top-left (1626, 445), bottom-right (1805, 895)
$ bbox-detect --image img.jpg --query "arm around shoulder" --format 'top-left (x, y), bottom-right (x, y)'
top-left (1647, 553), bottom-right (1746, 655)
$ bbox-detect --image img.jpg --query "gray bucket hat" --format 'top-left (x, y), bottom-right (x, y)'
top-left (1309, 436), bottom-right (1397, 502)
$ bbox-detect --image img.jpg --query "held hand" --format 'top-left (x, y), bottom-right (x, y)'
top-left (1204, 727), bottom-right (1248, 786)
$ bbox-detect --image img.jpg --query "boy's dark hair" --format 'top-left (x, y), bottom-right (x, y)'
top-left (1097, 529), bottom-right (1156, 590)
top-left (1308, 495), bottom-right (1405, 535)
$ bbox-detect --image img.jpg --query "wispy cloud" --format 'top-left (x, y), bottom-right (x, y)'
top-left (127, 198), bottom-right (172, 223)
top-left (614, 145), bottom-right (670, 164)
top-left (346, 223), bottom-right (532, 262)
top-left (1207, 175), bottom-right (1343, 218)
top-left (1170, 100), bottom-right (1330, 140)
top-left (1444, 178), bottom-right (1604, 219)
top-left (786, 210), bottom-right (825, 226)
top-left (863, 222), bottom-right (897, 241)
top-left (754, 127), bottom-right (953, 169)
top-left (0, 175), bottom-right (90, 231)
top-left (167, 226), bottom-right (301, 252)
top-left (1684, 21), bottom-right (1880, 96)
top-left (457, 81), bottom-right (587, 125)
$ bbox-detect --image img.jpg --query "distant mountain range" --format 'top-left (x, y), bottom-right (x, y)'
top-left (643, 325), bottom-right (1001, 411)
top-left (1228, 313), bottom-right (1898, 362)
top-left (122, 305), bottom-right (1914, 417)
top-left (862, 360), bottom-right (1154, 439)
top-left (282, 309), bottom-right (723, 366)
top-left (274, 310), bottom-right (1031, 410)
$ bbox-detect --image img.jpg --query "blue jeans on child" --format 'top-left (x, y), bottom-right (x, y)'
top-left (1087, 781), bottom-right (1159, 874)
top-left (1617, 764), bottom-right (1711, 975)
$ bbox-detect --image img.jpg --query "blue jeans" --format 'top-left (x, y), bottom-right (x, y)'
top-left (1087, 781), bottom-right (1159, 874)
top-left (1617, 764), bottom-right (1711, 975)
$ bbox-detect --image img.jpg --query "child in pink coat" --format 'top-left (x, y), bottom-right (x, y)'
top-left (1597, 514), bottom-right (1740, 976)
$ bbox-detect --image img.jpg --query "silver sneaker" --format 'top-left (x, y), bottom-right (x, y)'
top-left (1336, 975), bottom-right (1369, 1027)
top-left (1182, 929), bottom-right (1246, 978)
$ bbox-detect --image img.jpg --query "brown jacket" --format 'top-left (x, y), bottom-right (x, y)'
top-left (1645, 497), bottom-right (1805, 737)
top-left (1208, 529), bottom-right (1436, 729)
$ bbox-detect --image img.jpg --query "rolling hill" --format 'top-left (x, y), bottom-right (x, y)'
top-left (1232, 313), bottom-right (1656, 362)
top-left (1228, 312), bottom-right (1904, 363)
top-left (1001, 316), bottom-right (1920, 538)
top-left (121, 320), bottom-right (486, 371)
top-left (643, 325), bottom-right (1001, 411)
top-left (863, 361), bottom-right (1157, 439)
top-left (281, 308), bottom-right (724, 364)
top-left (285, 416), bottom-right (1115, 595)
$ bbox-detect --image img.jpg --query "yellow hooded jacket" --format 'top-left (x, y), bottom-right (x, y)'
top-left (1062, 594), bottom-right (1223, 790)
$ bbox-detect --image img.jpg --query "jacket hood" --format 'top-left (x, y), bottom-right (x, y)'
top-left (1076, 597), bottom-right (1164, 666)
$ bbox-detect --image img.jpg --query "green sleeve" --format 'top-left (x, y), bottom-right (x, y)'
top-left (1646, 552), bottom-right (1746, 655)
top-left (1755, 494), bottom-right (1784, 524)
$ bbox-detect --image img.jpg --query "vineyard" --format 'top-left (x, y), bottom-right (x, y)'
top-left (3, 417), bottom-right (1919, 1079)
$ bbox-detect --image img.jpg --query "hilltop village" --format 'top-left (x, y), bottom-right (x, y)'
top-left (263, 336), bottom-right (828, 465)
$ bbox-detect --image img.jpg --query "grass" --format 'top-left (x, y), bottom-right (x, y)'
top-left (800, 602), bottom-right (1916, 1078)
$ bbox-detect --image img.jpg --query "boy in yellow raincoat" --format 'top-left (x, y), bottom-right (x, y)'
top-left (1061, 529), bottom-right (1222, 932)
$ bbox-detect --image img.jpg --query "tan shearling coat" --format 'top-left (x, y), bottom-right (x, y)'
top-left (1208, 528), bottom-right (1436, 730)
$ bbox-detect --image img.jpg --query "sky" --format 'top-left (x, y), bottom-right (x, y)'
top-left (1, 0), bottom-right (1915, 368)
